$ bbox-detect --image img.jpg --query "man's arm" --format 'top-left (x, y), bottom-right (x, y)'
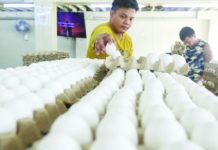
top-left (204, 44), bottom-right (213, 62)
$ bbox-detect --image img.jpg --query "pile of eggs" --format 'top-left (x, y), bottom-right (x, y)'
top-left (1, 57), bottom-right (218, 150)
top-left (0, 58), bottom-right (103, 143)
top-left (105, 53), bottom-right (189, 75)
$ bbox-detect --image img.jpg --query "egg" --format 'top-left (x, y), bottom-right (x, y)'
top-left (50, 114), bottom-right (92, 145)
top-left (208, 101), bottom-right (218, 120)
top-left (1, 76), bottom-right (20, 89)
top-left (180, 108), bottom-right (216, 134)
top-left (11, 85), bottom-right (30, 96)
top-left (158, 53), bottom-right (174, 72)
top-left (96, 115), bottom-right (138, 146)
top-left (36, 88), bottom-right (56, 104)
top-left (0, 108), bottom-right (17, 133)
top-left (144, 118), bottom-right (187, 150)
top-left (172, 101), bottom-right (197, 119)
top-left (90, 136), bottom-right (137, 150)
top-left (141, 105), bottom-right (175, 128)
top-left (80, 93), bottom-right (105, 115)
top-left (19, 93), bottom-right (44, 110)
top-left (139, 92), bottom-right (165, 117)
top-left (146, 52), bottom-right (159, 70)
top-left (3, 100), bottom-right (33, 120)
top-left (191, 122), bottom-right (218, 150)
top-left (106, 108), bottom-right (137, 127)
top-left (0, 85), bottom-right (6, 92)
top-left (160, 140), bottom-right (204, 150)
top-left (105, 43), bottom-right (121, 57)
top-left (22, 77), bottom-right (42, 92)
top-left (0, 89), bottom-right (16, 105)
top-left (68, 102), bottom-right (99, 129)
top-left (36, 133), bottom-right (81, 150)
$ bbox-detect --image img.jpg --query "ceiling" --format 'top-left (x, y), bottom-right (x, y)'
top-left (0, 0), bottom-right (218, 12)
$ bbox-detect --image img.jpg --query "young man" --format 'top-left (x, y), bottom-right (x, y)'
top-left (179, 26), bottom-right (213, 82)
top-left (86, 0), bottom-right (139, 59)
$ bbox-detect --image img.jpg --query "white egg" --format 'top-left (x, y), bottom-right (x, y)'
top-left (36, 88), bottom-right (56, 104)
top-left (50, 114), bottom-right (92, 145)
top-left (0, 108), bottom-right (17, 133)
top-left (11, 85), bottom-right (30, 96)
top-left (22, 77), bottom-right (42, 92)
top-left (107, 97), bottom-right (135, 112)
top-left (146, 52), bottom-right (159, 69)
top-left (1, 76), bottom-right (20, 89)
top-left (158, 54), bottom-right (174, 72)
top-left (100, 79), bottom-right (119, 93)
top-left (142, 105), bottom-right (175, 128)
top-left (0, 89), bottom-right (16, 105)
top-left (80, 94), bottom-right (105, 115)
top-left (68, 102), bottom-right (99, 129)
top-left (191, 122), bottom-right (218, 150)
top-left (180, 108), bottom-right (216, 134)
top-left (144, 118), bottom-right (187, 150)
top-left (172, 101), bottom-right (197, 119)
top-left (139, 92), bottom-right (165, 117)
top-left (105, 43), bottom-right (121, 57)
top-left (19, 93), bottom-right (44, 110)
top-left (90, 136), bottom-right (137, 150)
top-left (208, 101), bottom-right (218, 120)
top-left (36, 133), bottom-right (81, 150)
top-left (165, 92), bottom-right (190, 109)
top-left (97, 115), bottom-right (138, 146)
top-left (106, 108), bottom-right (137, 127)
top-left (3, 100), bottom-right (33, 120)
top-left (0, 85), bottom-right (6, 92)
top-left (160, 140), bottom-right (204, 150)
top-left (45, 82), bottom-right (64, 96)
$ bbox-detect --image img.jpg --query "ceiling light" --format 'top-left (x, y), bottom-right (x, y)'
top-left (4, 4), bottom-right (35, 8)
top-left (163, 3), bottom-right (218, 8)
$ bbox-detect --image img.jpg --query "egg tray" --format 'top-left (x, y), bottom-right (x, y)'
top-left (81, 93), bottom-right (149, 150)
top-left (203, 63), bottom-right (218, 94)
top-left (22, 51), bottom-right (70, 66)
top-left (0, 76), bottom-right (100, 150)
top-left (105, 55), bottom-right (189, 75)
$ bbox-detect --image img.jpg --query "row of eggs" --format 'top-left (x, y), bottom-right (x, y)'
top-left (0, 58), bottom-right (103, 135)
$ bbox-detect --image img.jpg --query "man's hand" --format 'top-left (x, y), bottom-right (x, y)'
top-left (94, 33), bottom-right (115, 56)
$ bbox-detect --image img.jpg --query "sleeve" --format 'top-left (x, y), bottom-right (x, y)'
top-left (86, 24), bottom-right (113, 58)
top-left (204, 44), bottom-right (213, 62)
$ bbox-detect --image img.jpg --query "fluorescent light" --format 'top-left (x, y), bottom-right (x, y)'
top-left (90, 4), bottom-right (112, 8)
top-left (90, 4), bottom-right (145, 9)
top-left (4, 4), bottom-right (35, 8)
top-left (163, 3), bottom-right (218, 8)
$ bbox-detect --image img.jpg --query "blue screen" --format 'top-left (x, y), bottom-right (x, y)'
top-left (57, 12), bottom-right (86, 38)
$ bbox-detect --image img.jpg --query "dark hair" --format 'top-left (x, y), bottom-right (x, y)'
top-left (111, 0), bottom-right (139, 11)
top-left (179, 26), bottom-right (195, 41)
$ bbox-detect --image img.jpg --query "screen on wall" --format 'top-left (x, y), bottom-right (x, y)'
top-left (57, 11), bottom-right (87, 38)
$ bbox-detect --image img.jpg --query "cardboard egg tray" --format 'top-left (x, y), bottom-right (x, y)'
top-left (22, 51), bottom-right (70, 66)
top-left (203, 63), bottom-right (218, 94)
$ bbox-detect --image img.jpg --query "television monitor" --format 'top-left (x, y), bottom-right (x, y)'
top-left (57, 11), bottom-right (87, 38)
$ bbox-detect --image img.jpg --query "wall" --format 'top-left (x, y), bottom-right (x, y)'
top-left (0, 19), bottom-right (35, 68)
top-left (0, 11), bottom-right (213, 68)
top-left (0, 18), bottom-right (76, 68)
top-left (84, 12), bottom-right (210, 58)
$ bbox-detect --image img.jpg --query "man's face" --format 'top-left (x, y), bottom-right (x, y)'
top-left (110, 8), bottom-right (136, 34)
top-left (183, 36), bottom-right (196, 47)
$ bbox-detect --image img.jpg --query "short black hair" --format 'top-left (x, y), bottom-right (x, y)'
top-left (179, 26), bottom-right (195, 41)
top-left (111, 0), bottom-right (139, 11)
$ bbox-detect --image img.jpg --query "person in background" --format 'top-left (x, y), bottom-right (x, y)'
top-left (86, 0), bottom-right (139, 59)
top-left (179, 26), bottom-right (213, 83)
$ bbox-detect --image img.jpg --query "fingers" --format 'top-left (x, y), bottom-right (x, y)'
top-left (94, 34), bottom-right (115, 55)
top-left (95, 39), bottom-right (105, 55)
